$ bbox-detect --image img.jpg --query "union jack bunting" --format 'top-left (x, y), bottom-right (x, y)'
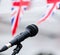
top-left (11, 0), bottom-right (30, 36)
top-left (37, 0), bottom-right (60, 25)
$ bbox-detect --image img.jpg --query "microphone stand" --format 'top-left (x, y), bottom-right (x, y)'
top-left (11, 43), bottom-right (22, 55)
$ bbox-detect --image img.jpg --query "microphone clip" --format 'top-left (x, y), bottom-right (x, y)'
top-left (11, 43), bottom-right (22, 55)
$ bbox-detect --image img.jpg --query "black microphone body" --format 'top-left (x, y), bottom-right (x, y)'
top-left (10, 30), bottom-right (31, 46)
top-left (0, 24), bottom-right (38, 52)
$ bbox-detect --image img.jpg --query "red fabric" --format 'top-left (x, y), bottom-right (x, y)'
top-left (13, 1), bottom-right (30, 6)
top-left (12, 0), bottom-right (30, 36)
top-left (47, 0), bottom-right (60, 3)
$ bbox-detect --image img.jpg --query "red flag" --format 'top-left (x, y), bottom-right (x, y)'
top-left (11, 0), bottom-right (30, 36)
top-left (37, 0), bottom-right (60, 25)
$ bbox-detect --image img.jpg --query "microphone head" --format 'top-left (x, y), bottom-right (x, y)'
top-left (26, 24), bottom-right (38, 36)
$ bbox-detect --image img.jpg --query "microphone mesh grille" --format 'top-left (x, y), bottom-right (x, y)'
top-left (26, 24), bottom-right (38, 36)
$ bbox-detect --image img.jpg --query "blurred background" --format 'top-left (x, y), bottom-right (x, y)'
top-left (0, 0), bottom-right (60, 55)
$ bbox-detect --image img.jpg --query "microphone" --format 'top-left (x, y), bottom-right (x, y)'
top-left (0, 24), bottom-right (38, 52)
